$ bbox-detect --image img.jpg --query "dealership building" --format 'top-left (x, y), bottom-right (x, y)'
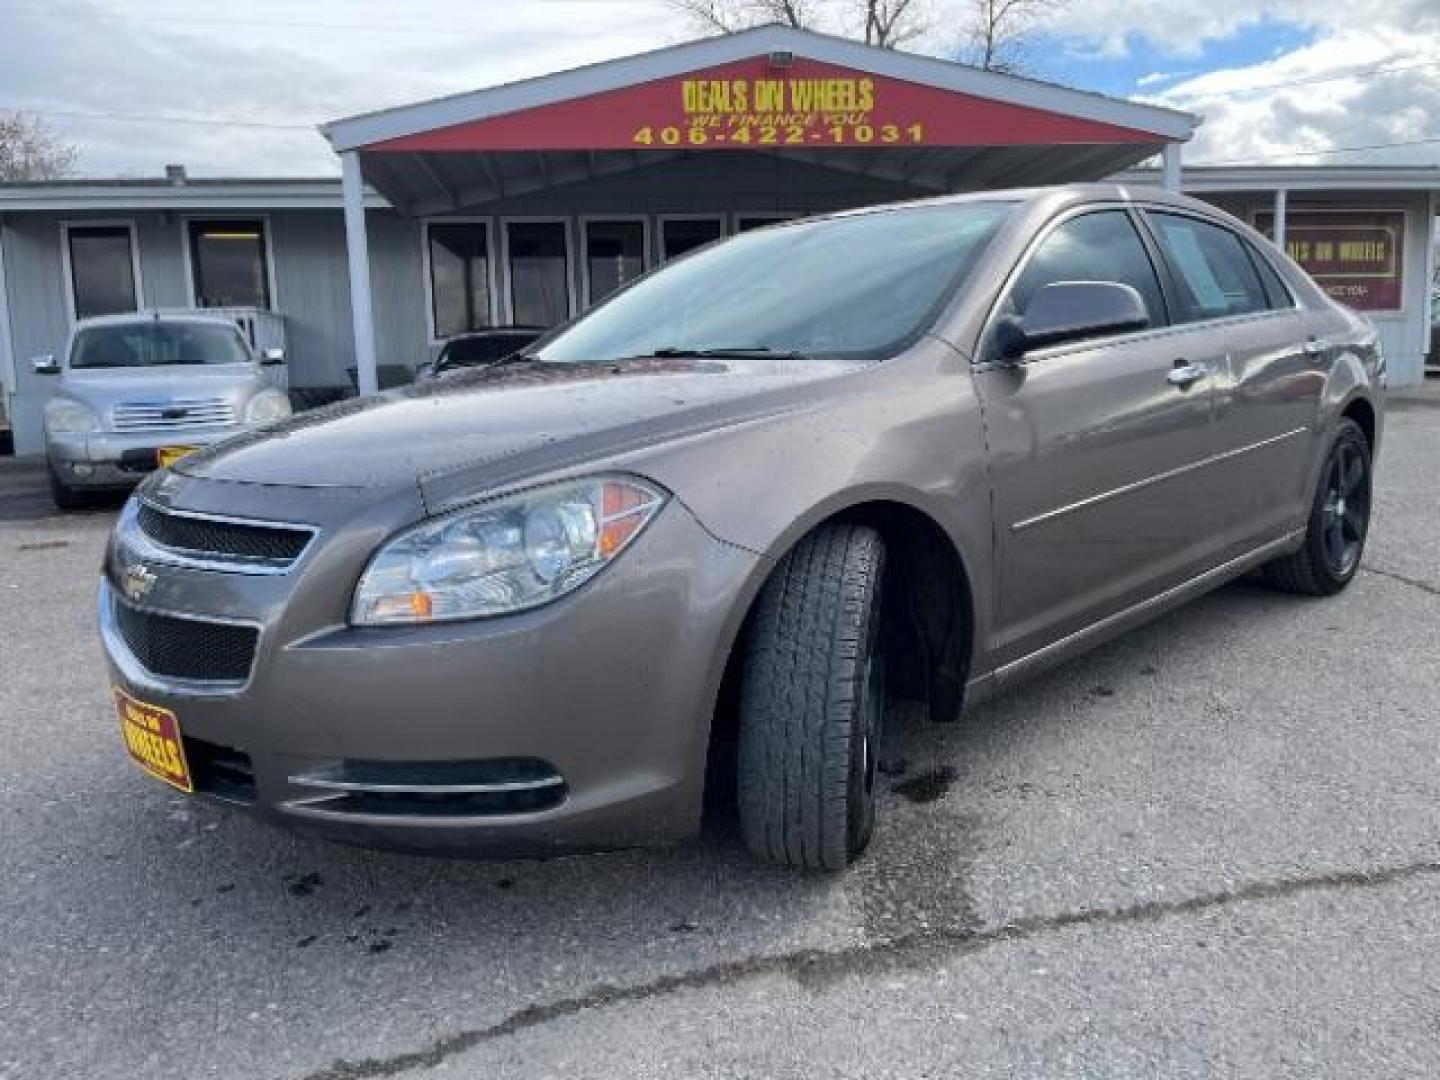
top-left (1, 24), bottom-right (1435, 456)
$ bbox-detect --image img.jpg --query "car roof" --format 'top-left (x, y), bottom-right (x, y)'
top-left (796, 182), bottom-right (1225, 226)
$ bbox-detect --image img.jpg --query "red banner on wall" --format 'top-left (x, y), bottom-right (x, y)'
top-left (368, 56), bottom-right (1158, 153)
top-left (1256, 209), bottom-right (1405, 312)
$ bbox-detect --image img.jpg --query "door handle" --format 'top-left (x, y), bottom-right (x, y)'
top-left (1167, 361), bottom-right (1207, 388)
top-left (1303, 338), bottom-right (1329, 357)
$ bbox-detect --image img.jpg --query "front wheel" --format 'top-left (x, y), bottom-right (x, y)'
top-left (48, 463), bottom-right (91, 511)
top-left (1264, 417), bottom-right (1372, 596)
top-left (736, 524), bottom-right (887, 870)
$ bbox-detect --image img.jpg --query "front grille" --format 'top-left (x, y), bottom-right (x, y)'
top-left (113, 599), bottom-right (258, 683)
top-left (137, 502), bottom-right (312, 565)
top-left (112, 398), bottom-right (236, 431)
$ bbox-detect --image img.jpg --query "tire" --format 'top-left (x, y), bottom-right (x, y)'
top-left (48, 464), bottom-right (90, 511)
top-left (736, 524), bottom-right (887, 870)
top-left (1264, 417), bottom-right (1372, 596)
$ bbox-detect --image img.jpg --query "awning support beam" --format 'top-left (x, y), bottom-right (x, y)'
top-left (1273, 187), bottom-right (1288, 252)
top-left (1161, 143), bottom-right (1182, 191)
top-left (341, 150), bottom-right (378, 397)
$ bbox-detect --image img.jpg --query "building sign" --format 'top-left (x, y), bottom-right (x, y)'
top-left (368, 56), bottom-right (1157, 153)
top-left (1256, 209), bottom-right (1405, 312)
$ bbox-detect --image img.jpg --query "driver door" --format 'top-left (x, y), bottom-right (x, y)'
top-left (973, 208), bottom-right (1222, 667)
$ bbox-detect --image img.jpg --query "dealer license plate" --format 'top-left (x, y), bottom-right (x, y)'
top-left (156, 445), bottom-right (200, 469)
top-left (114, 687), bottom-right (193, 792)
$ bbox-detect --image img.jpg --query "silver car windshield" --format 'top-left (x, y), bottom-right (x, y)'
top-left (534, 201), bottom-right (1013, 365)
top-left (70, 322), bottom-right (251, 369)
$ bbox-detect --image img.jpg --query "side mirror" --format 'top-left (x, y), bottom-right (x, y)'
top-left (994, 282), bottom-right (1149, 362)
top-left (30, 354), bottom-right (60, 375)
top-left (260, 347), bottom-right (286, 366)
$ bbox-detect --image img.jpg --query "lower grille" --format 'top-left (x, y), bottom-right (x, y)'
top-left (290, 758), bottom-right (567, 817)
top-left (185, 738), bottom-right (256, 803)
top-left (137, 502), bottom-right (313, 566)
top-left (113, 599), bottom-right (259, 683)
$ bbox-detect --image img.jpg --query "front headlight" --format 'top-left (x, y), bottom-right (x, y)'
top-left (44, 397), bottom-right (99, 434)
top-left (351, 476), bottom-right (666, 626)
top-left (245, 389), bottom-right (292, 424)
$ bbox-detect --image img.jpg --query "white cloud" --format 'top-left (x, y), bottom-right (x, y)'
top-left (1147, 25), bottom-right (1440, 165)
top-left (0, 0), bottom-right (679, 175)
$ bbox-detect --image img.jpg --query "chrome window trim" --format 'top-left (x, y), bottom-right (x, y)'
top-left (98, 579), bottom-right (261, 697)
top-left (125, 497), bottom-right (318, 576)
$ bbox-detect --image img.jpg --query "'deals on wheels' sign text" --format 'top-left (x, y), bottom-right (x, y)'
top-left (637, 75), bottom-right (921, 148)
top-left (367, 56), bottom-right (1158, 153)
top-left (1256, 209), bottom-right (1405, 312)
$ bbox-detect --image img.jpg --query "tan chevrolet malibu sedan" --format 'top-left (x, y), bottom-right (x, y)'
top-left (101, 184), bottom-right (1383, 869)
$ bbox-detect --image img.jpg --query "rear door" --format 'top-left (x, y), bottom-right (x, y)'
top-left (973, 207), bottom-right (1220, 666)
top-left (1140, 210), bottom-right (1325, 551)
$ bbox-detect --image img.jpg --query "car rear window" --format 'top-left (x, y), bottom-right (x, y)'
top-left (534, 201), bottom-right (1013, 364)
top-left (438, 333), bottom-right (538, 369)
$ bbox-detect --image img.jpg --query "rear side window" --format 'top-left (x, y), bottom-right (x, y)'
top-left (1245, 244), bottom-right (1296, 310)
top-left (1009, 210), bottom-right (1166, 329)
top-left (1146, 212), bottom-right (1269, 322)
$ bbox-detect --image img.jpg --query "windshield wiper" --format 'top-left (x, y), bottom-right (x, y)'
top-left (648, 346), bottom-right (805, 360)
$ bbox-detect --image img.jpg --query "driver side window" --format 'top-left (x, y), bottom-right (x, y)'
top-left (1009, 211), bottom-right (1167, 332)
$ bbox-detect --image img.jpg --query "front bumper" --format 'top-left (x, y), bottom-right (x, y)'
top-left (99, 490), bottom-right (762, 856)
top-left (49, 426), bottom-right (247, 488)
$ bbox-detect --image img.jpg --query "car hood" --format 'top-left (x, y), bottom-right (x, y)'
top-left (60, 364), bottom-right (263, 404)
top-left (174, 356), bottom-right (861, 502)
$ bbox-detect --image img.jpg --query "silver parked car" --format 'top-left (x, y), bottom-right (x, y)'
top-left (100, 185), bottom-right (1383, 869)
top-left (34, 312), bottom-right (292, 508)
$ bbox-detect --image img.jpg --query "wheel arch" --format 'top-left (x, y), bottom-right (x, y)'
top-left (700, 490), bottom-right (978, 819)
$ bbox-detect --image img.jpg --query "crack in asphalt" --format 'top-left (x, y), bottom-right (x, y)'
top-left (301, 857), bottom-right (1440, 1080)
top-left (1362, 565), bottom-right (1440, 598)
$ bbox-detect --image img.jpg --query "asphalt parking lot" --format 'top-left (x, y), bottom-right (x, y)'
top-left (2, 387), bottom-right (1439, 1080)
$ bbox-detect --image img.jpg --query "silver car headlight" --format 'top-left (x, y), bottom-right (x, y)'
top-left (351, 476), bottom-right (667, 626)
top-left (43, 397), bottom-right (100, 434)
top-left (245, 389), bottom-right (292, 424)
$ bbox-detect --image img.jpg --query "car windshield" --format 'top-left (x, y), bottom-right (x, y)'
top-left (70, 322), bottom-right (251, 369)
top-left (438, 333), bottom-right (538, 370)
top-left (534, 201), bottom-right (1012, 365)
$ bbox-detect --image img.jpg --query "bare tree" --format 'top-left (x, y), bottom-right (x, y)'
top-left (958, 0), bottom-right (1067, 73)
top-left (861, 0), bottom-right (928, 48)
top-left (669, 0), bottom-right (928, 48)
top-left (0, 111), bottom-right (78, 181)
top-left (669, 0), bottom-right (821, 34)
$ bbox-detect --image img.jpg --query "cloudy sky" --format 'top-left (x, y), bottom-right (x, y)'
top-left (1, 0), bottom-right (1437, 177)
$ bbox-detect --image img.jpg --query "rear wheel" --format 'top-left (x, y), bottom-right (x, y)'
top-left (736, 524), bottom-right (887, 870)
top-left (1264, 417), bottom-right (1371, 596)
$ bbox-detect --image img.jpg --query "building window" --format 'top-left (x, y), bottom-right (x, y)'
top-left (505, 220), bottom-right (571, 326)
top-left (427, 221), bottom-right (493, 338)
top-left (661, 217), bottom-right (723, 261)
top-left (735, 213), bottom-right (795, 233)
top-left (583, 219), bottom-right (646, 307)
top-left (65, 224), bottom-right (139, 320)
top-left (188, 219), bottom-right (271, 309)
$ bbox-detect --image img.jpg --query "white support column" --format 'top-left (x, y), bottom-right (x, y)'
top-left (1160, 143), bottom-right (1182, 192)
top-left (1273, 188), bottom-right (1288, 252)
top-left (341, 151), bottom-right (378, 397)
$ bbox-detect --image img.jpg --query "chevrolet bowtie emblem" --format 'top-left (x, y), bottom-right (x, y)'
top-left (121, 563), bottom-right (157, 602)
